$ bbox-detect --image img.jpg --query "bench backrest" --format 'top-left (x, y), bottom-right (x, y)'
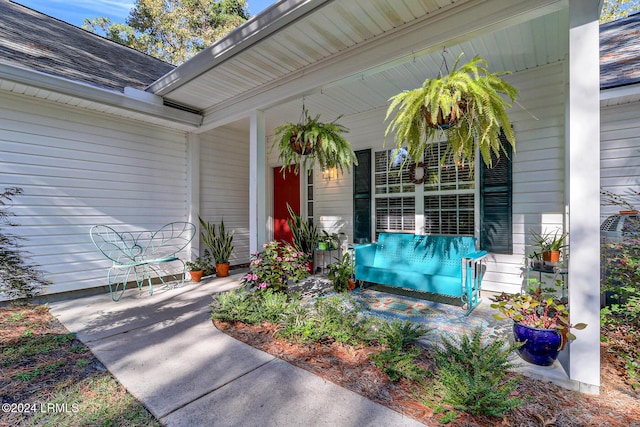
top-left (90, 222), bottom-right (196, 265)
top-left (373, 233), bottom-right (477, 276)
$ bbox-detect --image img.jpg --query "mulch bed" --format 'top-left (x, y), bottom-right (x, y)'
top-left (214, 319), bottom-right (640, 427)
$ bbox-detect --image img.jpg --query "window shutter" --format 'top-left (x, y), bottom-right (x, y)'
top-left (480, 133), bottom-right (512, 254)
top-left (353, 149), bottom-right (371, 243)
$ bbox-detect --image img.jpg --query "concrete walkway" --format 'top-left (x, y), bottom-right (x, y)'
top-left (48, 274), bottom-right (426, 427)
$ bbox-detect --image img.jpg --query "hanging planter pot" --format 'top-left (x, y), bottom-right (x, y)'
top-left (289, 131), bottom-right (316, 155)
top-left (385, 53), bottom-right (518, 168)
top-left (272, 108), bottom-right (358, 176)
top-left (423, 102), bottom-right (467, 130)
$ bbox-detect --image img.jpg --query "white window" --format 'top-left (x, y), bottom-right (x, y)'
top-left (374, 150), bottom-right (415, 237)
top-left (374, 142), bottom-right (475, 239)
top-left (423, 141), bottom-right (475, 235)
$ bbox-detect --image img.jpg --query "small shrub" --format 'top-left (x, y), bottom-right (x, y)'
top-left (377, 319), bottom-right (431, 350)
top-left (276, 304), bottom-right (316, 341)
top-left (311, 295), bottom-right (376, 345)
top-left (241, 241), bottom-right (309, 292)
top-left (601, 240), bottom-right (640, 388)
top-left (371, 345), bottom-right (425, 382)
top-left (430, 328), bottom-right (522, 417)
top-left (211, 288), bottom-right (304, 325)
top-left (371, 320), bottom-right (430, 382)
top-left (0, 187), bottom-right (50, 298)
top-left (256, 289), bottom-right (302, 324)
top-left (210, 288), bottom-right (256, 323)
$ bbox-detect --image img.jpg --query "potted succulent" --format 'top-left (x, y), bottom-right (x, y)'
top-left (327, 252), bottom-right (356, 292)
top-left (490, 279), bottom-right (586, 366)
top-left (385, 53), bottom-right (518, 169)
top-left (199, 217), bottom-right (234, 277)
top-left (529, 228), bottom-right (568, 266)
top-left (286, 204), bottom-right (319, 272)
top-left (272, 108), bottom-right (358, 176)
top-left (186, 257), bottom-right (210, 283)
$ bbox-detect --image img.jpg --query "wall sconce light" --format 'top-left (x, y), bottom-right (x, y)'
top-left (322, 167), bottom-right (338, 180)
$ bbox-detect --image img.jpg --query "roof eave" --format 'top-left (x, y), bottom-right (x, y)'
top-left (146, 0), bottom-right (334, 96)
top-left (601, 82), bottom-right (640, 104)
top-left (0, 61), bottom-right (203, 129)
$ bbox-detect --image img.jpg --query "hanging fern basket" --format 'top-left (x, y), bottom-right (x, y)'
top-left (385, 53), bottom-right (518, 168)
top-left (272, 109), bottom-right (358, 175)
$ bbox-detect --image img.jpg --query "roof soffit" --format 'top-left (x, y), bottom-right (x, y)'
top-left (169, 0), bottom-right (566, 132)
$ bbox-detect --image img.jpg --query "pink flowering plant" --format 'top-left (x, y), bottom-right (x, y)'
top-left (241, 240), bottom-right (310, 292)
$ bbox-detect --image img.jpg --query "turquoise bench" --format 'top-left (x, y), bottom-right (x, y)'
top-left (354, 233), bottom-right (487, 314)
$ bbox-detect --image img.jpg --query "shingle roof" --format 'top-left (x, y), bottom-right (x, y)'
top-left (600, 12), bottom-right (640, 90)
top-left (0, 0), bottom-right (174, 92)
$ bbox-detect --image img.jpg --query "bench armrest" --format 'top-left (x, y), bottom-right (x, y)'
top-left (464, 250), bottom-right (488, 261)
top-left (354, 243), bottom-right (377, 267)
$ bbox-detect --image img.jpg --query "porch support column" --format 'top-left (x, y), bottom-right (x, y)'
top-left (187, 132), bottom-right (200, 260)
top-left (249, 110), bottom-right (267, 254)
top-left (565, 0), bottom-right (600, 393)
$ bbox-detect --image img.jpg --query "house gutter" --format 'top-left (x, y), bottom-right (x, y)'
top-left (0, 62), bottom-right (203, 128)
top-left (600, 82), bottom-right (640, 103)
top-left (146, 0), bottom-right (334, 96)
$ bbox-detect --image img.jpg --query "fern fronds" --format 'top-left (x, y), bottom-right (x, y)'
top-left (385, 53), bottom-right (518, 169)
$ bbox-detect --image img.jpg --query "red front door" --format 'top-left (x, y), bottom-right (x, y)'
top-left (273, 168), bottom-right (300, 245)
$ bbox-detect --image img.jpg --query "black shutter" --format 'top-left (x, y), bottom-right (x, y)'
top-left (353, 149), bottom-right (371, 243)
top-left (480, 133), bottom-right (512, 254)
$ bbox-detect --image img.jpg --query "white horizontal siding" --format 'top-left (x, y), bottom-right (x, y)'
top-left (0, 92), bottom-right (188, 297)
top-left (199, 126), bottom-right (250, 265)
top-left (600, 101), bottom-right (640, 220)
top-left (488, 63), bottom-right (567, 293)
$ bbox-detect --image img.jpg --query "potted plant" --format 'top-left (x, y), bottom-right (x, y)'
top-left (186, 257), bottom-right (209, 283)
top-left (318, 230), bottom-right (341, 251)
top-left (202, 249), bottom-right (215, 277)
top-left (272, 108), bottom-right (358, 176)
top-left (385, 53), bottom-right (518, 169)
top-left (490, 279), bottom-right (587, 366)
top-left (286, 204), bottom-right (319, 272)
top-left (327, 252), bottom-right (356, 292)
top-left (526, 251), bottom-right (543, 270)
top-left (199, 217), bottom-right (234, 277)
top-left (529, 228), bottom-right (568, 266)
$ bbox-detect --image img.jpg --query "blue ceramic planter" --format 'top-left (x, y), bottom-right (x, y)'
top-left (513, 323), bottom-right (562, 366)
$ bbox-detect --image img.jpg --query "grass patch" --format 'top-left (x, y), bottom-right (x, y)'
top-left (0, 304), bottom-right (160, 426)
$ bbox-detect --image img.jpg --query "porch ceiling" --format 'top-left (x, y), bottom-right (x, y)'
top-left (149, 0), bottom-right (569, 133)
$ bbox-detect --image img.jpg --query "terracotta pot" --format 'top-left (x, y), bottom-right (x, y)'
top-left (216, 263), bottom-right (230, 277)
top-left (542, 250), bottom-right (560, 263)
top-left (190, 270), bottom-right (203, 283)
top-left (347, 277), bottom-right (356, 291)
top-left (307, 261), bottom-right (315, 274)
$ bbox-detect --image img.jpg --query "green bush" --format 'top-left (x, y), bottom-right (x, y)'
top-left (371, 345), bottom-right (425, 382)
top-left (1, 187), bottom-right (50, 299)
top-left (210, 288), bottom-right (256, 323)
top-left (311, 295), bottom-right (377, 345)
top-left (430, 328), bottom-right (522, 417)
top-left (211, 288), bottom-right (304, 325)
top-left (371, 320), bottom-right (431, 382)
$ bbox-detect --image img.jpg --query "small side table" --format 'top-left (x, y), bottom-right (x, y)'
top-left (316, 247), bottom-right (341, 274)
top-left (526, 265), bottom-right (568, 299)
